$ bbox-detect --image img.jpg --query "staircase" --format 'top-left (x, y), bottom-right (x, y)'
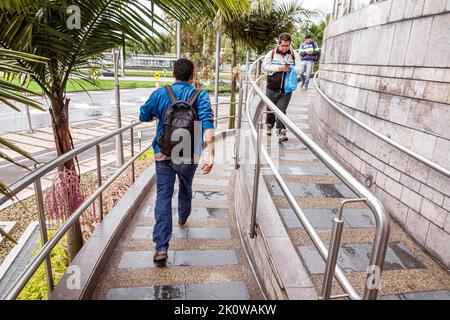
top-left (38, 83), bottom-right (450, 301)
top-left (262, 87), bottom-right (450, 300)
top-left (92, 134), bottom-right (264, 300)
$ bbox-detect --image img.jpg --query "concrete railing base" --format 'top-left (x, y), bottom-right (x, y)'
top-left (50, 166), bottom-right (156, 300)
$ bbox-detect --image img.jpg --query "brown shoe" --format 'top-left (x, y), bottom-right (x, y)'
top-left (153, 252), bottom-right (168, 264)
top-left (278, 129), bottom-right (288, 142)
top-left (266, 124), bottom-right (273, 136)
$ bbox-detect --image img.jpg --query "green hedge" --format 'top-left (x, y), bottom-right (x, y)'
top-left (16, 231), bottom-right (69, 300)
top-left (203, 82), bottom-right (232, 94)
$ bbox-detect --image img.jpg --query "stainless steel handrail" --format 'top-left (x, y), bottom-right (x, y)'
top-left (0, 122), bottom-right (144, 207)
top-left (1, 121), bottom-right (151, 299)
top-left (3, 102), bottom-right (237, 299)
top-left (314, 72), bottom-right (450, 178)
top-left (245, 56), bottom-right (391, 300)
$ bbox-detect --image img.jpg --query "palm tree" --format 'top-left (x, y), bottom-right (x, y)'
top-left (0, 49), bottom-right (47, 197)
top-left (303, 20), bottom-right (327, 47)
top-left (244, 0), bottom-right (319, 55)
top-left (0, 0), bottom-right (248, 261)
top-left (216, 0), bottom-right (318, 129)
top-left (0, 48), bottom-right (47, 243)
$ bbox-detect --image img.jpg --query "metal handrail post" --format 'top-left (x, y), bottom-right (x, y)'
top-left (249, 113), bottom-right (263, 239)
top-left (235, 76), bottom-right (244, 169)
top-left (130, 126), bottom-right (135, 183)
top-left (138, 130), bottom-right (143, 152)
top-left (321, 217), bottom-right (344, 300)
top-left (34, 177), bottom-right (54, 294)
top-left (321, 198), bottom-right (367, 300)
top-left (214, 31), bottom-right (221, 128)
top-left (249, 111), bottom-right (274, 239)
top-left (363, 202), bottom-right (390, 300)
top-left (95, 145), bottom-right (104, 222)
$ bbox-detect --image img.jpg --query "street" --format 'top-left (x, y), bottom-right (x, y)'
top-left (0, 88), bottom-right (231, 187)
top-left (0, 88), bottom-right (157, 134)
top-left (0, 128), bottom-right (155, 187)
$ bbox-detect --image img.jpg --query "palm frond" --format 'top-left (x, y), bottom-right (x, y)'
top-left (217, 0), bottom-right (320, 54)
top-left (0, 49), bottom-right (47, 110)
top-left (0, 137), bottom-right (36, 163)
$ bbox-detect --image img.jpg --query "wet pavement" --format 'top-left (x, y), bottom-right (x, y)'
top-left (132, 226), bottom-right (232, 240)
top-left (106, 281), bottom-right (250, 300)
top-left (118, 250), bottom-right (238, 268)
top-left (280, 208), bottom-right (376, 229)
top-left (298, 242), bottom-right (425, 274)
top-left (269, 182), bottom-right (356, 198)
top-left (379, 290), bottom-right (450, 300)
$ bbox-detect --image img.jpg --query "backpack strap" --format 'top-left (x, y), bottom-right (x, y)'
top-left (164, 85), bottom-right (177, 104)
top-left (188, 89), bottom-right (201, 107)
top-left (273, 48), bottom-right (296, 66)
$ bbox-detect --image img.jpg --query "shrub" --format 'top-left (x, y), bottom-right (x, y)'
top-left (137, 149), bottom-right (155, 162)
top-left (16, 231), bottom-right (69, 300)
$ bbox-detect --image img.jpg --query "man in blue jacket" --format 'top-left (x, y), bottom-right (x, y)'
top-left (299, 34), bottom-right (320, 91)
top-left (139, 58), bottom-right (215, 264)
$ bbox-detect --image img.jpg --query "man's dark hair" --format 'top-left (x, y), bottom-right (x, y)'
top-left (305, 34), bottom-right (313, 40)
top-left (173, 58), bottom-right (194, 82)
top-left (278, 33), bottom-right (292, 43)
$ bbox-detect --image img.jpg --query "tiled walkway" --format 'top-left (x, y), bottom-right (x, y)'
top-left (93, 135), bottom-right (263, 300)
top-left (264, 87), bottom-right (450, 300)
top-left (88, 87), bottom-right (450, 300)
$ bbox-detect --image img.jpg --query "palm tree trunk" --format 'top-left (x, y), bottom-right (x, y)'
top-left (50, 95), bottom-right (83, 262)
top-left (229, 38), bottom-right (237, 129)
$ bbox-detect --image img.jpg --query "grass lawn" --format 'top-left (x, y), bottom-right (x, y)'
top-left (9, 78), bottom-right (169, 94)
top-left (124, 70), bottom-right (231, 80)
top-left (9, 77), bottom-right (232, 95)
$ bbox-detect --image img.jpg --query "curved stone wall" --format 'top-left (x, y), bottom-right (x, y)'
top-left (316, 0), bottom-right (450, 268)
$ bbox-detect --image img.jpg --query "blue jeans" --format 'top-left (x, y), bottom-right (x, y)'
top-left (154, 160), bottom-right (198, 253)
top-left (300, 60), bottom-right (314, 89)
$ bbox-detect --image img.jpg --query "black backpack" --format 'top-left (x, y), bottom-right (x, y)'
top-left (313, 42), bottom-right (321, 62)
top-left (157, 85), bottom-right (201, 158)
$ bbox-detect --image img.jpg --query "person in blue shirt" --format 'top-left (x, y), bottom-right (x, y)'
top-left (299, 34), bottom-right (320, 91)
top-left (139, 58), bottom-right (215, 264)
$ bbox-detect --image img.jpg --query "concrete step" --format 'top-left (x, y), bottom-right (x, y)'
top-left (267, 88), bottom-right (450, 300)
top-left (93, 136), bottom-right (264, 300)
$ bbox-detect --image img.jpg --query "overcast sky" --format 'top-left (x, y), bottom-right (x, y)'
top-left (138, 0), bottom-right (335, 33)
top-left (142, 0), bottom-right (335, 19)
top-left (300, 0), bottom-right (334, 15)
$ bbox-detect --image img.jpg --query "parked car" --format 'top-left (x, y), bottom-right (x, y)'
top-left (98, 69), bottom-right (115, 77)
